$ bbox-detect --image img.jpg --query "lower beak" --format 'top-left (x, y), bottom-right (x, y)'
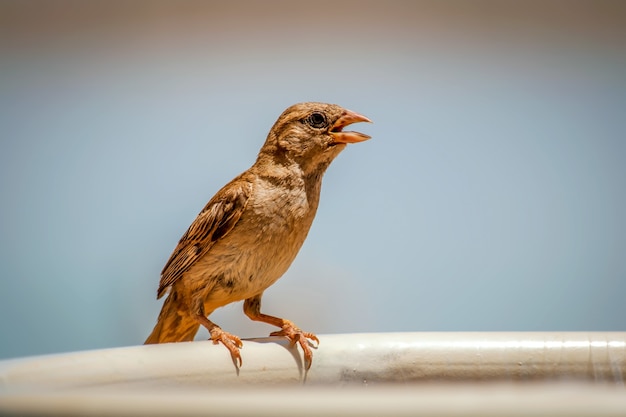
top-left (330, 109), bottom-right (372, 144)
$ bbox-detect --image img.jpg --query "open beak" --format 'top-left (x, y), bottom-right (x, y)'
top-left (330, 109), bottom-right (372, 144)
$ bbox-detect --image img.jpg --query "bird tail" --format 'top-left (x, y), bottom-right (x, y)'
top-left (145, 292), bottom-right (200, 344)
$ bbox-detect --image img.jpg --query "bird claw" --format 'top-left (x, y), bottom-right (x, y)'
top-left (270, 320), bottom-right (319, 370)
top-left (209, 327), bottom-right (243, 367)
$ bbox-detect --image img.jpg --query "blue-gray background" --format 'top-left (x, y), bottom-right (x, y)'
top-left (1, 1), bottom-right (625, 359)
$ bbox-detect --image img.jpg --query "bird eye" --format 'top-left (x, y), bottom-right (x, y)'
top-left (305, 112), bottom-right (328, 129)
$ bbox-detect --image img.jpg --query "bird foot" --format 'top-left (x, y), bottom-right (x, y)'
top-left (209, 326), bottom-right (243, 367)
top-left (270, 320), bottom-right (319, 370)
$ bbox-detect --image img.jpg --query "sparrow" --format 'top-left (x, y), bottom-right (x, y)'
top-left (145, 102), bottom-right (371, 370)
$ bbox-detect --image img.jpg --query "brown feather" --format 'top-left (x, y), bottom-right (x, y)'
top-left (157, 178), bottom-right (251, 298)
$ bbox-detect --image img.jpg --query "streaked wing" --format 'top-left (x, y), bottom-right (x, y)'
top-left (157, 180), bottom-right (251, 298)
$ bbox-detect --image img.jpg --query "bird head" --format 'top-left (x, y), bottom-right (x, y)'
top-left (258, 102), bottom-right (371, 175)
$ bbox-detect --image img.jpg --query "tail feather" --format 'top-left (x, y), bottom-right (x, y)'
top-left (145, 292), bottom-right (200, 344)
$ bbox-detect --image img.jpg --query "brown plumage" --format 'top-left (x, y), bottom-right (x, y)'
top-left (145, 102), bottom-right (371, 369)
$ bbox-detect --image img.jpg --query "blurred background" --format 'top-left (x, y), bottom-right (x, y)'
top-left (1, 1), bottom-right (625, 359)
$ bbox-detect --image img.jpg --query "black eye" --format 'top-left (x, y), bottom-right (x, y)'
top-left (305, 112), bottom-right (328, 129)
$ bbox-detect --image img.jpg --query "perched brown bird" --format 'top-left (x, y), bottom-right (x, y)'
top-left (145, 102), bottom-right (371, 369)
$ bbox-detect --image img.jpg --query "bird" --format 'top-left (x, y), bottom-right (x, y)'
top-left (145, 102), bottom-right (371, 370)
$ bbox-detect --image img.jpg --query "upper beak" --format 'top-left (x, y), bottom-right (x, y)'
top-left (330, 109), bottom-right (372, 144)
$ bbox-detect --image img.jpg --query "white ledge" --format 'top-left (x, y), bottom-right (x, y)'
top-left (1, 332), bottom-right (625, 416)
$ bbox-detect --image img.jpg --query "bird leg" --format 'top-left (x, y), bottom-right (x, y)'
top-left (244, 294), bottom-right (319, 370)
top-left (194, 313), bottom-right (243, 367)
top-left (269, 319), bottom-right (319, 369)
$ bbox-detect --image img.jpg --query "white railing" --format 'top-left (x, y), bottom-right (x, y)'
top-left (1, 332), bottom-right (625, 416)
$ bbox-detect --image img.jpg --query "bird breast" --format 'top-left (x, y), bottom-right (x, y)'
top-left (188, 174), bottom-right (321, 307)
